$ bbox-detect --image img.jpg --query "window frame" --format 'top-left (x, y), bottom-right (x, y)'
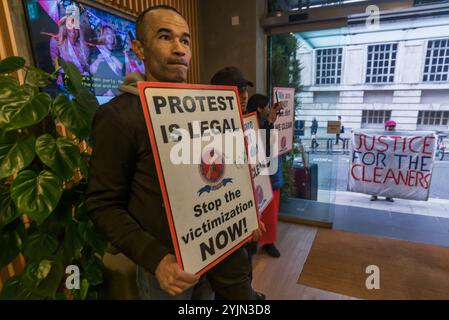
top-left (361, 110), bottom-right (392, 128)
top-left (417, 110), bottom-right (449, 128)
top-left (365, 43), bottom-right (398, 84)
top-left (315, 47), bottom-right (344, 85)
top-left (423, 38), bottom-right (449, 83)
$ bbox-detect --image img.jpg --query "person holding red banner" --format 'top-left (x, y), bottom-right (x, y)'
top-left (246, 94), bottom-right (284, 258)
top-left (86, 5), bottom-right (263, 300)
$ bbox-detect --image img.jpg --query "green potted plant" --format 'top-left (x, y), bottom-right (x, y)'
top-left (271, 33), bottom-right (303, 200)
top-left (0, 56), bottom-right (106, 300)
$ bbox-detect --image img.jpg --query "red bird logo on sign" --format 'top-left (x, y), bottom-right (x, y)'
top-left (200, 148), bottom-right (224, 184)
top-left (197, 148), bottom-right (232, 196)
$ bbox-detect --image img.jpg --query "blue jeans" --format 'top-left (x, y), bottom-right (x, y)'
top-left (136, 266), bottom-right (214, 300)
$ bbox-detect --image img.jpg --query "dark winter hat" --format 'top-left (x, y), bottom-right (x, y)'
top-left (210, 66), bottom-right (254, 89)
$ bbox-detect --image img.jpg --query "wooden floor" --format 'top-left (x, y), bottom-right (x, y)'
top-left (252, 222), bottom-right (357, 300)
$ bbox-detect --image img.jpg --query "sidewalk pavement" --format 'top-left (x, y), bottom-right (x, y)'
top-left (318, 189), bottom-right (449, 219)
top-left (302, 138), bottom-right (349, 154)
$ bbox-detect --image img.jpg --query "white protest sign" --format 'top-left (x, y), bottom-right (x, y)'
top-left (138, 82), bottom-right (259, 275)
top-left (243, 113), bottom-right (274, 214)
top-left (273, 87), bottom-right (295, 156)
top-left (348, 129), bottom-right (437, 201)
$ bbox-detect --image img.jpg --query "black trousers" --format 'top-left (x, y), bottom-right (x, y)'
top-left (208, 246), bottom-right (253, 300)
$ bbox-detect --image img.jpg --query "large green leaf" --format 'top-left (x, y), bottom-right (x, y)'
top-left (0, 219), bottom-right (25, 270)
top-left (79, 221), bottom-right (107, 255)
top-left (22, 258), bottom-right (64, 299)
top-left (25, 67), bottom-right (51, 88)
top-left (0, 76), bottom-right (19, 97)
top-left (0, 276), bottom-right (44, 300)
top-left (35, 134), bottom-right (80, 180)
top-left (59, 60), bottom-right (83, 94)
top-left (0, 186), bottom-right (21, 230)
top-left (63, 222), bottom-right (84, 262)
top-left (0, 133), bottom-right (36, 179)
top-left (0, 92), bottom-right (51, 132)
top-left (10, 170), bottom-right (63, 225)
top-left (76, 87), bottom-right (99, 110)
top-left (52, 200), bottom-right (73, 227)
top-left (0, 57), bottom-right (26, 74)
top-left (24, 232), bottom-right (58, 262)
top-left (0, 82), bottom-right (33, 110)
top-left (0, 227), bottom-right (20, 269)
top-left (83, 255), bottom-right (104, 286)
top-left (53, 90), bottom-right (97, 139)
top-left (72, 279), bottom-right (89, 300)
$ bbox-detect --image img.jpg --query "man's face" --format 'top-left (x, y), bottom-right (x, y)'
top-left (239, 87), bottom-right (248, 113)
top-left (133, 9), bottom-right (191, 83)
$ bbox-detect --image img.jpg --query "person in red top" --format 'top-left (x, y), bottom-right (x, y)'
top-left (246, 94), bottom-right (283, 258)
top-left (210, 66), bottom-right (267, 300)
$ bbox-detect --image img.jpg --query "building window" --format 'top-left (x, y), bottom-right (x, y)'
top-left (362, 110), bottom-right (392, 128)
top-left (423, 39), bottom-right (449, 82)
top-left (316, 48), bottom-right (342, 85)
top-left (417, 111), bottom-right (449, 126)
top-left (366, 44), bottom-right (397, 84)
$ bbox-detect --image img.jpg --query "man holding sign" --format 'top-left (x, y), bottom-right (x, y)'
top-left (86, 5), bottom-right (260, 300)
top-left (246, 94), bottom-right (283, 258)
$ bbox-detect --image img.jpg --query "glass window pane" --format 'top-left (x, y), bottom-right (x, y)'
top-left (316, 47), bottom-right (343, 85)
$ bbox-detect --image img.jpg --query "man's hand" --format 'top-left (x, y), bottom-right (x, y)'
top-left (267, 102), bottom-right (284, 125)
top-left (251, 218), bottom-right (266, 242)
top-left (155, 254), bottom-right (200, 296)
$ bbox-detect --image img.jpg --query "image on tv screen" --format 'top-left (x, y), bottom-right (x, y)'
top-left (24, 0), bottom-right (144, 105)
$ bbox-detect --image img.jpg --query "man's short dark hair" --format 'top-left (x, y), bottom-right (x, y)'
top-left (136, 5), bottom-right (183, 42)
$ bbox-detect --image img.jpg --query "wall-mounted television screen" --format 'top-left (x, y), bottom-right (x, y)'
top-left (24, 0), bottom-right (144, 105)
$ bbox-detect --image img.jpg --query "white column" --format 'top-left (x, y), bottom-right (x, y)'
top-left (299, 46), bottom-right (313, 87)
top-left (397, 40), bottom-right (425, 84)
top-left (342, 45), bottom-right (366, 85)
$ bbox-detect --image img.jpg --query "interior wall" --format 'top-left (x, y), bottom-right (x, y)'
top-left (0, 0), bottom-right (16, 59)
top-left (0, 0), bottom-right (29, 82)
top-left (199, 0), bottom-right (267, 95)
